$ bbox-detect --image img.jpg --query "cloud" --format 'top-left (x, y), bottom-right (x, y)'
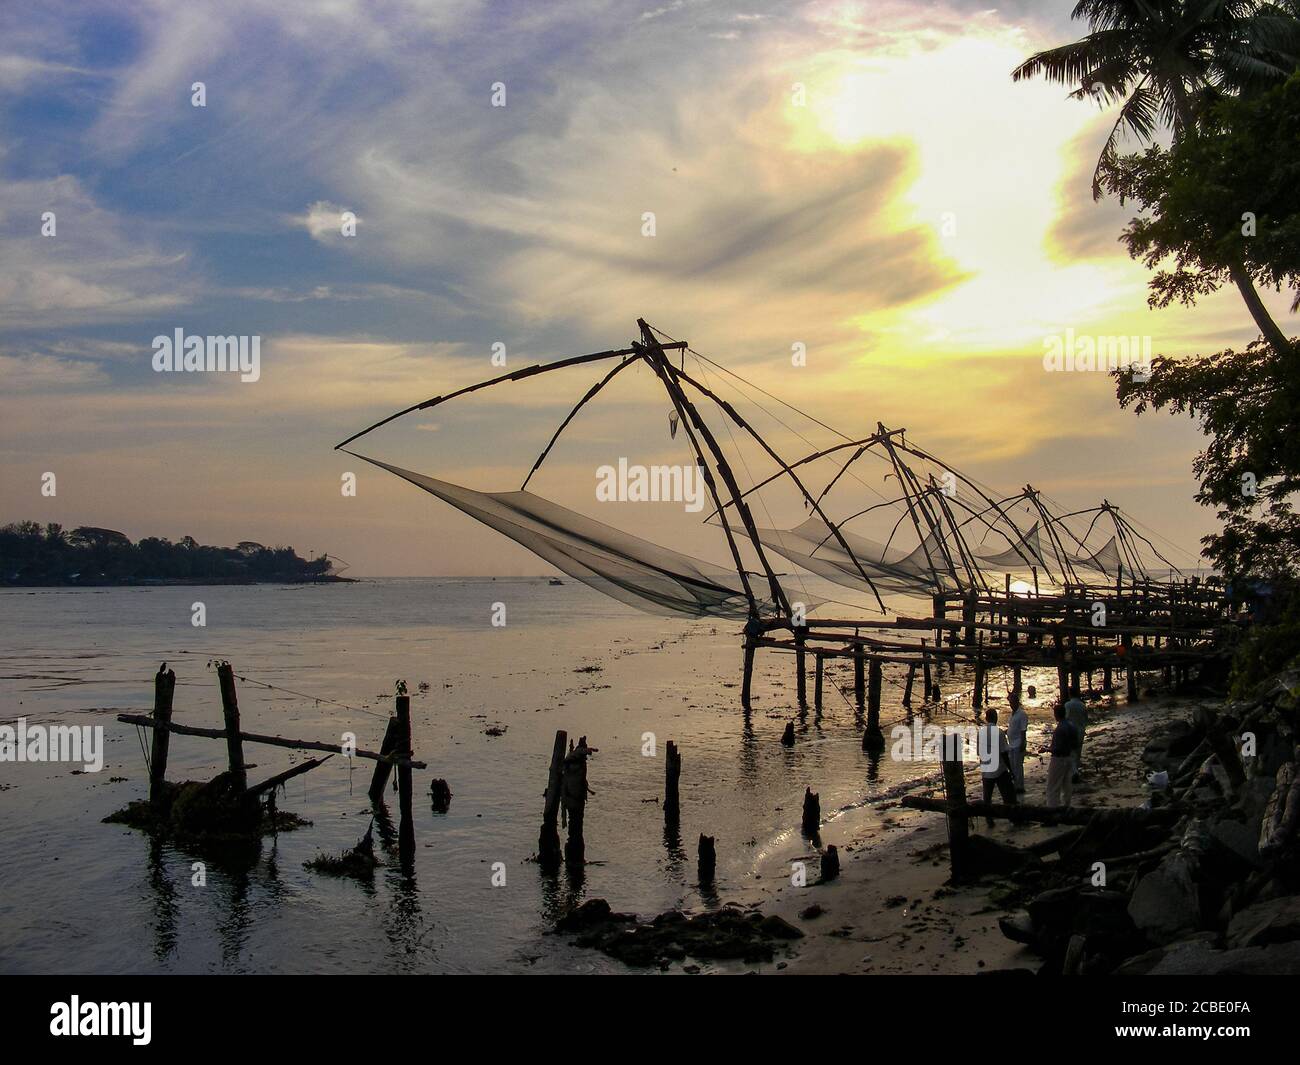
top-left (0, 175), bottom-right (194, 327)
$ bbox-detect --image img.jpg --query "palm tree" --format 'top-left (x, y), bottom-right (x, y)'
top-left (1013, 0), bottom-right (1300, 353)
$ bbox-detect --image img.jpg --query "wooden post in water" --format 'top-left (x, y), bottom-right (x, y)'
top-left (801, 786), bottom-right (820, 837)
top-left (922, 640), bottom-right (932, 703)
top-left (902, 662), bottom-right (916, 709)
top-left (698, 834), bottom-right (716, 887)
top-left (368, 716), bottom-right (401, 802)
top-left (941, 732), bottom-right (970, 881)
top-left (863, 657), bottom-right (885, 751)
top-left (963, 591), bottom-right (977, 647)
top-left (538, 729), bottom-right (567, 872)
top-left (1123, 633), bottom-right (1138, 703)
top-left (814, 654), bottom-right (824, 710)
top-left (664, 740), bottom-right (681, 824)
top-left (396, 693), bottom-right (415, 870)
top-left (795, 626), bottom-right (807, 708)
top-left (562, 737), bottom-right (591, 868)
top-left (149, 665), bottom-right (176, 805)
top-left (215, 663), bottom-right (247, 792)
top-left (973, 652), bottom-right (986, 711)
top-left (1053, 631), bottom-right (1068, 708)
top-left (741, 638), bottom-right (756, 710)
top-left (1012, 664), bottom-right (1022, 700)
top-left (853, 644), bottom-right (866, 710)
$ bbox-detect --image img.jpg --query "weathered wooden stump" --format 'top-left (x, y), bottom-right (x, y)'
top-left (801, 786), bottom-right (820, 837)
top-left (664, 740), bottom-right (681, 823)
top-left (780, 721), bottom-right (795, 747)
top-left (698, 833), bottom-right (716, 887)
top-left (149, 665), bottom-right (176, 805)
top-left (819, 844), bottom-right (840, 883)
top-left (538, 729), bottom-right (567, 873)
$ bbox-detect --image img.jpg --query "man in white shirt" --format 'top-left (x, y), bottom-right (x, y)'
top-left (978, 707), bottom-right (1017, 827)
top-left (1007, 690), bottom-right (1029, 794)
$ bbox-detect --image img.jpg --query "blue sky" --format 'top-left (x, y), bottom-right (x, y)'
top-left (1, 1), bottom-right (1289, 575)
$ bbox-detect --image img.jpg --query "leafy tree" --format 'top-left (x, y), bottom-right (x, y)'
top-left (1115, 338), bottom-right (1300, 581)
top-left (1104, 71), bottom-right (1300, 321)
top-left (1012, 0), bottom-right (1300, 352)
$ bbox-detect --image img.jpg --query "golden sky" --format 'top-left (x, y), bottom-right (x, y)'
top-left (1, 0), bottom-right (1292, 575)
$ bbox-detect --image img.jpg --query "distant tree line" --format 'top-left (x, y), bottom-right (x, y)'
top-left (0, 521), bottom-right (334, 585)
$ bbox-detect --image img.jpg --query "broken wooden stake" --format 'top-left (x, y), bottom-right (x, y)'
top-left (664, 740), bottom-right (681, 823)
top-left (781, 721), bottom-right (795, 747)
top-left (801, 786), bottom-right (820, 837)
top-left (538, 729), bottom-right (567, 873)
top-left (395, 693), bottom-right (415, 872)
top-left (940, 735), bottom-right (970, 880)
top-left (149, 666), bottom-right (176, 805)
top-left (820, 844), bottom-right (839, 883)
top-left (698, 833), bottom-right (716, 887)
top-left (216, 663), bottom-right (248, 791)
top-left (368, 716), bottom-right (401, 801)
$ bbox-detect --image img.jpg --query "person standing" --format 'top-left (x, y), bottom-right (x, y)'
top-left (1064, 696), bottom-right (1087, 782)
top-left (1007, 690), bottom-right (1029, 794)
top-left (1045, 703), bottom-right (1079, 807)
top-left (979, 707), bottom-right (1017, 826)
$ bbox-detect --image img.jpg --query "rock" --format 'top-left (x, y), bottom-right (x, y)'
top-left (758, 914), bottom-right (804, 940)
top-left (998, 912), bottom-right (1035, 945)
top-left (1208, 815), bottom-right (1262, 868)
top-left (799, 904), bottom-right (825, 920)
top-left (1128, 853), bottom-right (1200, 945)
top-left (555, 898), bottom-right (635, 932)
top-left (1138, 940), bottom-right (1300, 975)
top-left (1226, 895), bottom-right (1300, 949)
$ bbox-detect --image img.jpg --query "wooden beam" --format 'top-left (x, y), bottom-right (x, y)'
top-left (116, 714), bottom-right (428, 768)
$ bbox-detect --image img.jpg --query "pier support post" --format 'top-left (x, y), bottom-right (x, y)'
top-left (941, 733), bottom-right (970, 881)
top-left (863, 657), bottom-right (885, 751)
top-left (853, 644), bottom-right (866, 710)
top-left (664, 740), bottom-right (681, 824)
top-left (795, 627), bottom-right (807, 708)
top-left (902, 663), bottom-right (916, 709)
top-left (1123, 633), bottom-right (1138, 703)
top-left (215, 663), bottom-right (247, 792)
top-left (149, 666), bottom-right (176, 805)
top-left (1053, 632), bottom-right (1069, 708)
top-left (741, 639), bottom-right (756, 710)
top-left (538, 729), bottom-right (567, 872)
top-left (814, 654), bottom-right (824, 710)
top-left (922, 640), bottom-right (932, 704)
top-left (973, 654), bottom-right (985, 711)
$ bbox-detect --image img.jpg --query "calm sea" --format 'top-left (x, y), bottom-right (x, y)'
top-left (0, 578), bottom-right (1045, 973)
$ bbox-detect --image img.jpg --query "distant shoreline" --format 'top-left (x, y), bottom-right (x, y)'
top-left (1, 575), bottom-right (356, 588)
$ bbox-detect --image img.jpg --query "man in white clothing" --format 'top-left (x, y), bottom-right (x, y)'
top-left (1007, 690), bottom-right (1029, 794)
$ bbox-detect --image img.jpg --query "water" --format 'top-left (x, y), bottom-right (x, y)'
top-left (0, 578), bottom-right (1029, 974)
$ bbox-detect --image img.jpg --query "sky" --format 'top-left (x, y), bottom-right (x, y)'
top-left (1, 0), bottom-right (1294, 577)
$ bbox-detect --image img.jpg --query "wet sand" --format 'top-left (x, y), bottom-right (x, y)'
top-left (746, 693), bottom-right (1195, 974)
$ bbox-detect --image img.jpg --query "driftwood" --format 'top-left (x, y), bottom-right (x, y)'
top-left (117, 714), bottom-right (426, 768)
top-left (900, 794), bottom-right (1180, 827)
top-left (247, 754), bottom-right (335, 799)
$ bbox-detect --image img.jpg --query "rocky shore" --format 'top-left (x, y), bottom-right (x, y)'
top-left (554, 669), bottom-right (1300, 975)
